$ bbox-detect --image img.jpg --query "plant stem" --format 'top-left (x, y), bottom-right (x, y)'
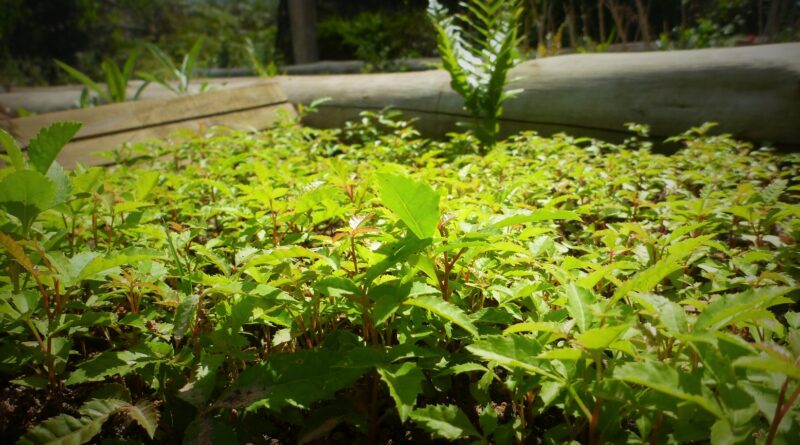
top-left (766, 378), bottom-right (800, 445)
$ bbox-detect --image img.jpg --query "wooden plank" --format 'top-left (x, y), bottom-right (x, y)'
top-left (1, 81), bottom-right (288, 146)
top-left (54, 103), bottom-right (295, 169)
top-left (279, 43), bottom-right (800, 149)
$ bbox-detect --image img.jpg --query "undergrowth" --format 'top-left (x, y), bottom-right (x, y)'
top-left (1, 113), bottom-right (799, 444)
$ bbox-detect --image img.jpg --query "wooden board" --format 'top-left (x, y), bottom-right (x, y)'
top-left (278, 43), bottom-right (800, 150)
top-left (1, 81), bottom-right (295, 168)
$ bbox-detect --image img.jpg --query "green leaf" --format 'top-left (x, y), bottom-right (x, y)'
top-left (565, 283), bottom-right (595, 333)
top-left (409, 404), bottom-right (481, 440)
top-left (613, 361), bottom-right (723, 418)
top-left (467, 335), bottom-right (560, 380)
top-left (694, 287), bottom-right (793, 332)
top-left (66, 349), bottom-right (153, 385)
top-left (17, 414), bottom-right (103, 445)
top-left (55, 60), bottom-right (110, 103)
top-left (18, 398), bottom-right (152, 445)
top-left (376, 173), bottom-right (440, 239)
top-left (122, 400), bottom-right (159, 439)
top-left (378, 362), bottom-right (424, 422)
top-left (46, 162), bottom-right (71, 208)
top-left (134, 171), bottom-right (160, 201)
top-left (27, 121), bottom-right (82, 174)
top-left (77, 248), bottom-right (160, 281)
top-left (217, 348), bottom-right (370, 411)
top-left (0, 128), bottom-right (25, 170)
top-left (733, 353), bottom-right (800, 379)
top-left (492, 209), bottom-right (581, 228)
top-left (503, 321), bottom-right (566, 336)
top-left (0, 170), bottom-right (55, 230)
top-left (178, 354), bottom-right (225, 408)
top-left (630, 292), bottom-right (688, 335)
top-left (404, 294), bottom-right (479, 337)
top-left (575, 324), bottom-right (629, 350)
top-left (610, 258), bottom-right (682, 304)
top-left (173, 294), bottom-right (200, 342)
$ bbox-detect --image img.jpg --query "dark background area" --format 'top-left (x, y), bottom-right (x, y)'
top-left (1, 0), bottom-right (798, 86)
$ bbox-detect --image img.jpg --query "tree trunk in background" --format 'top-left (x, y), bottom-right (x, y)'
top-left (764, 0), bottom-right (792, 39)
top-left (605, 0), bottom-right (628, 48)
top-left (634, 0), bottom-right (651, 48)
top-left (288, 0), bottom-right (319, 64)
top-left (565, 1), bottom-right (578, 49)
top-left (598, 0), bottom-right (606, 43)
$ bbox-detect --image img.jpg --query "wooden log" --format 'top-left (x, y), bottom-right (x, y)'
top-left (278, 43), bottom-right (800, 149)
top-left (1, 81), bottom-right (294, 168)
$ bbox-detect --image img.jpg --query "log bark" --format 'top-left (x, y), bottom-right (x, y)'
top-left (1, 82), bottom-right (293, 168)
top-left (277, 43), bottom-right (800, 150)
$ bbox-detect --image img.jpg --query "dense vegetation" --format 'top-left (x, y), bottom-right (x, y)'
top-left (2, 0), bottom-right (798, 87)
top-left (1, 112), bottom-right (798, 443)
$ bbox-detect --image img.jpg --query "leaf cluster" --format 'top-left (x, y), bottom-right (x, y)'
top-left (0, 114), bottom-right (799, 444)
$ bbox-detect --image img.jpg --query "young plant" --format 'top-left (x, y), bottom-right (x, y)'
top-left (428, 0), bottom-right (524, 149)
top-left (140, 38), bottom-right (207, 96)
top-left (55, 49), bottom-right (149, 107)
top-left (244, 37), bottom-right (277, 77)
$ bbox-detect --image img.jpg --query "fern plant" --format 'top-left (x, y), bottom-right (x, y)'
top-left (428, 0), bottom-right (524, 149)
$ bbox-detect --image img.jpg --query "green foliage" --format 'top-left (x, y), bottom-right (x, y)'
top-left (428, 0), bottom-right (524, 148)
top-left (140, 38), bottom-right (207, 96)
top-left (376, 172), bottom-right (440, 240)
top-left (17, 398), bottom-right (157, 445)
top-left (55, 50), bottom-right (149, 107)
top-left (317, 9), bottom-right (437, 72)
top-left (0, 121), bottom-right (80, 233)
top-left (1, 114), bottom-right (799, 443)
top-left (243, 37), bottom-right (277, 77)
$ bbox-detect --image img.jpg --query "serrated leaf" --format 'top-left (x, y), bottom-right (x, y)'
top-left (378, 362), bottom-right (424, 422)
top-left (27, 121), bottom-right (81, 174)
top-left (0, 231), bottom-right (36, 275)
top-left (66, 350), bottom-right (152, 385)
top-left (376, 173), bottom-right (440, 239)
top-left (173, 294), bottom-right (200, 342)
top-left (79, 398), bottom-right (130, 419)
top-left (122, 400), bottom-right (159, 439)
top-left (17, 414), bottom-right (102, 445)
top-left (613, 361), bottom-right (722, 418)
top-left (404, 294), bottom-right (478, 337)
top-left (467, 335), bottom-right (560, 380)
top-left (0, 170), bottom-right (56, 229)
top-left (694, 287), bottom-right (793, 332)
top-left (409, 404), bottom-right (481, 440)
top-left (0, 128), bottom-right (25, 170)
top-left (46, 162), bottom-right (71, 208)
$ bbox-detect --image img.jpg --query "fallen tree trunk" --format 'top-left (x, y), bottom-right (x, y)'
top-left (0, 82), bottom-right (293, 168)
top-left (278, 43), bottom-right (800, 149)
